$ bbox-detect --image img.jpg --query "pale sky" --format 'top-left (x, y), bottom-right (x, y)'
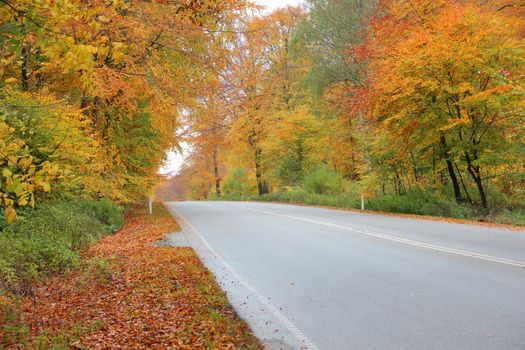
top-left (254, 0), bottom-right (304, 9)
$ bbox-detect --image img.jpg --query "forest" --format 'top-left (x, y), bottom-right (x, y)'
top-left (168, 0), bottom-right (525, 225)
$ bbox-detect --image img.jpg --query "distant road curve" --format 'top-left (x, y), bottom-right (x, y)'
top-left (165, 201), bottom-right (525, 350)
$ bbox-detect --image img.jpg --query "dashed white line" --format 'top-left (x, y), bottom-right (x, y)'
top-left (240, 206), bottom-right (525, 269)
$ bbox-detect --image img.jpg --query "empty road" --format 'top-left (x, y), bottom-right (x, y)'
top-left (165, 201), bottom-right (525, 350)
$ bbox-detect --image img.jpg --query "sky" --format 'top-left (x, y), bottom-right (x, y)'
top-left (254, 0), bottom-right (304, 9)
top-left (159, 0), bottom-right (305, 176)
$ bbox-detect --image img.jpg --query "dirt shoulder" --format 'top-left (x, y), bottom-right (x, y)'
top-left (3, 205), bottom-right (261, 349)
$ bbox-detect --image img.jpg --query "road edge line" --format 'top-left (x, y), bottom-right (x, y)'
top-left (166, 204), bottom-right (320, 350)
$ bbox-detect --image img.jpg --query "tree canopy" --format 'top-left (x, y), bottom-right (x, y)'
top-left (2, 0), bottom-right (524, 221)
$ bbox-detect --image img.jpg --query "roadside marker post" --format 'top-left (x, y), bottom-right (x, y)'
top-left (148, 197), bottom-right (153, 215)
top-left (361, 194), bottom-right (365, 210)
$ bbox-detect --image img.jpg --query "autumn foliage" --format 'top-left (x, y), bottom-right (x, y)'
top-left (172, 0), bottom-right (524, 223)
top-left (0, 0), bottom-right (245, 221)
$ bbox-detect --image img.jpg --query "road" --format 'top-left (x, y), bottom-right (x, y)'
top-left (165, 201), bottom-right (525, 350)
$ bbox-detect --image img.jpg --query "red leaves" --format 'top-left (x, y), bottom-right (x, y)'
top-left (11, 206), bottom-right (261, 349)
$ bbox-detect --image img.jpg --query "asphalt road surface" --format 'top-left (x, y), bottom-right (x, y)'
top-left (165, 201), bottom-right (525, 350)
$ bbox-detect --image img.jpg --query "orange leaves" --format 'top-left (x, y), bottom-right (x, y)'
top-left (13, 206), bottom-right (261, 349)
top-left (354, 0), bottom-right (525, 204)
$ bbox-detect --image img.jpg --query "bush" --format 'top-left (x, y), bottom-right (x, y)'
top-left (257, 187), bottom-right (360, 208)
top-left (78, 199), bottom-right (125, 233)
top-left (303, 166), bottom-right (343, 195)
top-left (0, 200), bottom-right (124, 294)
top-left (257, 188), bottom-right (475, 219)
top-left (491, 208), bottom-right (525, 226)
top-left (222, 169), bottom-right (256, 199)
top-left (366, 190), bottom-right (474, 218)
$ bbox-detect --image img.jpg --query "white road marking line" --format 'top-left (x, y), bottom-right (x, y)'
top-left (240, 206), bottom-right (525, 269)
top-left (168, 206), bottom-right (320, 350)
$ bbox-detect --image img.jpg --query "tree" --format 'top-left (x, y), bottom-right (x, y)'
top-left (367, 2), bottom-right (525, 207)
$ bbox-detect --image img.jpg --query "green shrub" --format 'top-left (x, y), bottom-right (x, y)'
top-left (491, 208), bottom-right (525, 226)
top-left (222, 169), bottom-right (256, 200)
top-left (366, 190), bottom-right (474, 218)
top-left (78, 199), bottom-right (125, 233)
top-left (303, 166), bottom-right (343, 195)
top-left (257, 187), bottom-right (360, 208)
top-left (257, 188), bottom-right (476, 220)
top-left (0, 200), bottom-right (124, 294)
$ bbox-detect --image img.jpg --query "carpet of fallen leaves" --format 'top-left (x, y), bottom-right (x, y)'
top-left (7, 205), bottom-right (262, 349)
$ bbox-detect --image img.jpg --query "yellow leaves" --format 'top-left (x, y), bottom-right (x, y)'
top-left (2, 168), bottom-right (12, 178)
top-left (111, 42), bottom-right (126, 63)
top-left (438, 118), bottom-right (470, 132)
top-left (17, 155), bottom-right (33, 170)
top-left (40, 181), bottom-right (52, 193)
top-left (4, 206), bottom-right (16, 223)
top-left (4, 77), bottom-right (18, 85)
top-left (0, 92), bottom-right (89, 221)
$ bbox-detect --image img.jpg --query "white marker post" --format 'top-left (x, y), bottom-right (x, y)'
top-left (360, 194), bottom-right (365, 210)
top-left (148, 197), bottom-right (153, 215)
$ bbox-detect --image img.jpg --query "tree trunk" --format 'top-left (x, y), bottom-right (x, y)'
top-left (212, 148), bottom-right (221, 198)
top-left (440, 135), bottom-right (462, 203)
top-left (410, 151), bottom-right (419, 183)
top-left (454, 161), bottom-right (473, 204)
top-left (254, 147), bottom-right (269, 195)
top-left (465, 151), bottom-right (487, 208)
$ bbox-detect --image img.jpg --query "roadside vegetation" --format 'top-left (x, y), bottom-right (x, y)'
top-left (0, 200), bottom-right (124, 296)
top-left (167, 0), bottom-right (525, 228)
top-left (1, 205), bottom-right (261, 349)
top-left (252, 189), bottom-right (525, 227)
top-left (214, 166), bottom-right (525, 226)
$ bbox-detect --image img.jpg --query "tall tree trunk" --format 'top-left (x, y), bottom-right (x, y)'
top-left (212, 147), bottom-right (221, 198)
top-left (440, 135), bottom-right (462, 203)
top-left (254, 147), bottom-right (269, 195)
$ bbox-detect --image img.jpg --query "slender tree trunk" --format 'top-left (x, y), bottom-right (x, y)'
top-left (254, 147), bottom-right (269, 195)
top-left (102, 108), bottom-right (111, 144)
top-left (440, 135), bottom-right (462, 203)
top-left (454, 161), bottom-right (473, 204)
top-left (212, 147), bottom-right (221, 198)
top-left (465, 151), bottom-right (487, 208)
top-left (410, 151), bottom-right (419, 183)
